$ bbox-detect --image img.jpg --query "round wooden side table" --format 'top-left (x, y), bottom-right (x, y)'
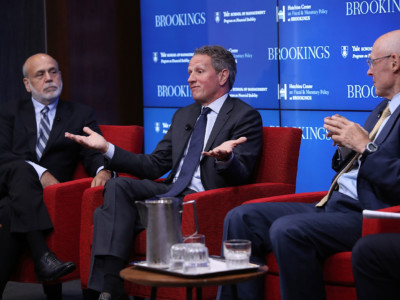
top-left (120, 264), bottom-right (268, 300)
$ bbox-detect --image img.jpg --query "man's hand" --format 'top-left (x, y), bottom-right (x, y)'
top-left (91, 169), bottom-right (112, 187)
top-left (324, 114), bottom-right (370, 153)
top-left (202, 137), bottom-right (247, 161)
top-left (65, 127), bottom-right (109, 153)
top-left (40, 171), bottom-right (60, 188)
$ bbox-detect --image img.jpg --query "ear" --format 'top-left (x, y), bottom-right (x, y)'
top-left (23, 78), bottom-right (31, 93)
top-left (218, 69), bottom-right (229, 86)
top-left (392, 53), bottom-right (400, 73)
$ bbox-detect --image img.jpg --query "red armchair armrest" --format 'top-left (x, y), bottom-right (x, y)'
top-left (362, 205), bottom-right (400, 236)
top-left (11, 177), bottom-right (92, 282)
top-left (182, 183), bottom-right (300, 256)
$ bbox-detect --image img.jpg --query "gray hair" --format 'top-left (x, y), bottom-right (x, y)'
top-left (194, 45), bottom-right (237, 90)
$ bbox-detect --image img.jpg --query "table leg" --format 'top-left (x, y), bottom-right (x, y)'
top-left (186, 286), bottom-right (192, 300)
top-left (196, 287), bottom-right (202, 299)
top-left (231, 284), bottom-right (239, 300)
top-left (150, 286), bottom-right (157, 300)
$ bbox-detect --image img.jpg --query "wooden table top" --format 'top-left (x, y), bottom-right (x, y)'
top-left (120, 265), bottom-right (268, 288)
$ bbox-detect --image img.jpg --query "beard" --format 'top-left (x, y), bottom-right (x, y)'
top-left (29, 81), bottom-right (63, 104)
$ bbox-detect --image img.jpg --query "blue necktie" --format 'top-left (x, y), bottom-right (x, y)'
top-left (36, 106), bottom-right (50, 160)
top-left (158, 107), bottom-right (211, 197)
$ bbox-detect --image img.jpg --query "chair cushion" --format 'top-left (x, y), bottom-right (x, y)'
top-left (266, 251), bottom-right (354, 285)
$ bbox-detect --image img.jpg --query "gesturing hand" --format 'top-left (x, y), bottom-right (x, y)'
top-left (324, 115), bottom-right (370, 153)
top-left (202, 137), bottom-right (247, 161)
top-left (65, 127), bottom-right (109, 154)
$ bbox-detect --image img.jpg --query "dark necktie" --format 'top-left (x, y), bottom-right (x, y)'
top-left (316, 104), bottom-right (391, 207)
top-left (36, 106), bottom-right (50, 160)
top-left (158, 107), bottom-right (211, 197)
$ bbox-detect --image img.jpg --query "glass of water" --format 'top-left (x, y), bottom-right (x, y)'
top-left (223, 239), bottom-right (251, 269)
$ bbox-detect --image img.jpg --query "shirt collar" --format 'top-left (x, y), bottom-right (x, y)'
top-left (388, 93), bottom-right (400, 115)
top-left (31, 98), bottom-right (59, 115)
top-left (203, 93), bottom-right (228, 114)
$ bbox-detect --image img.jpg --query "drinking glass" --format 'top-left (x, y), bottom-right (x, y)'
top-left (183, 233), bottom-right (205, 244)
top-left (183, 243), bottom-right (210, 274)
top-left (223, 239), bottom-right (251, 269)
top-left (169, 243), bottom-right (187, 271)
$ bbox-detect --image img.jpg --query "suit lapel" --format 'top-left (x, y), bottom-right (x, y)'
top-left (20, 100), bottom-right (38, 157)
top-left (375, 101), bottom-right (400, 144)
top-left (203, 97), bottom-right (233, 151)
top-left (41, 101), bottom-right (70, 157)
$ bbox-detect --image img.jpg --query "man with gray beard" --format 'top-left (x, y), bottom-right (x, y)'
top-left (0, 53), bottom-right (112, 299)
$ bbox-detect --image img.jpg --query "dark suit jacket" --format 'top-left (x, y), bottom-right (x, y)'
top-left (0, 98), bottom-right (104, 182)
top-left (106, 97), bottom-right (263, 190)
top-left (332, 99), bottom-right (400, 210)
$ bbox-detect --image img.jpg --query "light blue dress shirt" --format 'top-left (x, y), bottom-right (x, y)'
top-left (338, 92), bottom-right (400, 200)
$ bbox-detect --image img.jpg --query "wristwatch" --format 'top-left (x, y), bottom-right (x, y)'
top-left (364, 142), bottom-right (378, 155)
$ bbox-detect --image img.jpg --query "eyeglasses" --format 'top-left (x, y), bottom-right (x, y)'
top-left (366, 55), bottom-right (391, 68)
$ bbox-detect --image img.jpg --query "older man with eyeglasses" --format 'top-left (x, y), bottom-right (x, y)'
top-left (218, 29), bottom-right (400, 300)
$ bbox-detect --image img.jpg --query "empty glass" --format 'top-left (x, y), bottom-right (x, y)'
top-left (169, 243), bottom-right (187, 271)
top-left (183, 233), bottom-right (205, 244)
top-left (183, 243), bottom-right (210, 274)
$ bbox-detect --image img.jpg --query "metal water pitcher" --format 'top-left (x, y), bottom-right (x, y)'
top-left (135, 197), bottom-right (198, 268)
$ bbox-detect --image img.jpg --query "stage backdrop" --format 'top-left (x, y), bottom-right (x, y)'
top-left (140, 0), bottom-right (400, 193)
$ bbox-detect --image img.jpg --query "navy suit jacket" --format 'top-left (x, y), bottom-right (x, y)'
top-left (0, 98), bottom-right (104, 182)
top-left (332, 99), bottom-right (400, 210)
top-left (106, 96), bottom-right (263, 190)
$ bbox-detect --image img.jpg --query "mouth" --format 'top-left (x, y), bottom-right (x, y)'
top-left (44, 86), bottom-right (58, 92)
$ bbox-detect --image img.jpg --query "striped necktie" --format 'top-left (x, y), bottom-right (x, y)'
top-left (158, 107), bottom-right (211, 197)
top-left (36, 106), bottom-right (50, 160)
top-left (316, 104), bottom-right (391, 207)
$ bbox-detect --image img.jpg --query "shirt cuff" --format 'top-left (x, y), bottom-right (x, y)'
top-left (26, 161), bottom-right (47, 180)
top-left (104, 143), bottom-right (115, 160)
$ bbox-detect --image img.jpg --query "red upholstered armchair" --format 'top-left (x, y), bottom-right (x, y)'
top-left (242, 192), bottom-right (400, 300)
top-left (79, 126), bottom-right (302, 299)
top-left (10, 125), bottom-right (144, 287)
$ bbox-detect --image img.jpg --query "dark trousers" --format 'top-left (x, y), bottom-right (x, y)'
top-left (0, 161), bottom-right (53, 296)
top-left (88, 177), bottom-right (177, 292)
top-left (352, 233), bottom-right (400, 300)
top-left (218, 191), bottom-right (363, 300)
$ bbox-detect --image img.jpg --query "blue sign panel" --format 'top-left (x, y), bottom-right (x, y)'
top-left (141, 0), bottom-right (400, 192)
top-left (277, 1), bottom-right (400, 110)
top-left (141, 0), bottom-right (279, 109)
top-left (281, 110), bottom-right (371, 193)
top-left (143, 107), bottom-right (178, 154)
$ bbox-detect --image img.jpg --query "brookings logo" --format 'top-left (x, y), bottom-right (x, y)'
top-left (341, 46), bottom-right (349, 58)
top-left (153, 52), bottom-right (158, 63)
top-left (155, 12), bottom-right (206, 27)
top-left (215, 12), bottom-right (221, 23)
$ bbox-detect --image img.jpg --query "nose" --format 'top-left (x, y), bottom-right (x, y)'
top-left (44, 71), bottom-right (53, 82)
top-left (367, 66), bottom-right (373, 76)
top-left (188, 72), bottom-right (195, 83)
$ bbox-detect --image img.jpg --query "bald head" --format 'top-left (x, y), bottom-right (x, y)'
top-left (23, 53), bottom-right (59, 78)
top-left (22, 53), bottom-right (63, 105)
top-left (373, 30), bottom-right (400, 56)
top-left (367, 30), bottom-right (400, 100)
